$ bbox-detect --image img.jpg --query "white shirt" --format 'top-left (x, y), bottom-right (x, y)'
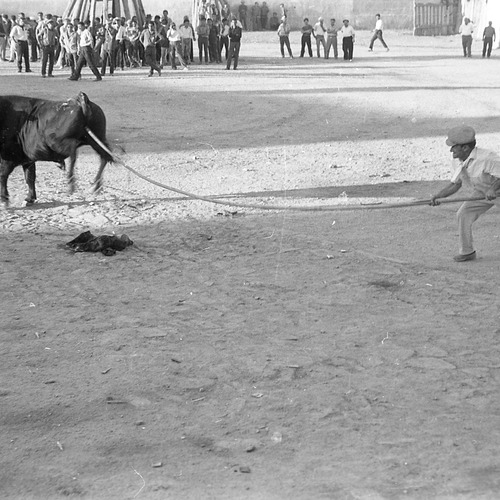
top-left (451, 148), bottom-right (500, 195)
top-left (79, 28), bottom-right (94, 47)
top-left (10, 24), bottom-right (29, 42)
top-left (313, 22), bottom-right (326, 37)
top-left (375, 19), bottom-right (383, 30)
top-left (115, 25), bottom-right (126, 41)
top-left (179, 24), bottom-right (194, 40)
top-left (167, 27), bottom-right (181, 42)
top-left (459, 22), bottom-right (474, 36)
top-left (340, 25), bottom-right (355, 38)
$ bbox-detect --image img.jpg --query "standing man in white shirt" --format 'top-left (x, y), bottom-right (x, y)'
top-left (340, 18), bottom-right (355, 61)
top-left (368, 13), bottom-right (389, 52)
top-left (459, 17), bottom-right (474, 57)
top-left (10, 16), bottom-right (32, 72)
top-left (312, 17), bottom-right (326, 58)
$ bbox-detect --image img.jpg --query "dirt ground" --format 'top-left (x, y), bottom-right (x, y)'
top-left (1, 30), bottom-right (500, 500)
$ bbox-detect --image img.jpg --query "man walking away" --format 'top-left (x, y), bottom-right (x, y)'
top-left (368, 13), bottom-right (389, 52)
top-left (482, 21), bottom-right (496, 58)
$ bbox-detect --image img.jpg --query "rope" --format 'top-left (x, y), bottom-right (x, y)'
top-left (85, 128), bottom-right (484, 212)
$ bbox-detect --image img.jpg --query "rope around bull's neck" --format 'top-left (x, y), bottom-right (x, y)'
top-left (85, 128), bottom-right (484, 212)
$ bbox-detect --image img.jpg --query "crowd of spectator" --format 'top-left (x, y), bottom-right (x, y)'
top-left (0, 2), bottom-right (288, 79)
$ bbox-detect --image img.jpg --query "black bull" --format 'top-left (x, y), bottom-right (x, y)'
top-left (0, 92), bottom-right (113, 207)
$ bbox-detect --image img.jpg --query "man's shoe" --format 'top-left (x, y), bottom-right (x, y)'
top-left (93, 77), bottom-right (102, 81)
top-left (68, 76), bottom-right (78, 80)
top-left (453, 251), bottom-right (476, 262)
top-left (25, 69), bottom-right (32, 73)
top-left (368, 48), bottom-right (373, 51)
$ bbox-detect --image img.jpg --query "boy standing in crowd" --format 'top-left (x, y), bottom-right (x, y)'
top-left (300, 18), bottom-right (313, 58)
top-left (10, 15), bottom-right (32, 72)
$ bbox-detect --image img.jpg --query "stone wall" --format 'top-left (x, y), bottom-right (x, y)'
top-left (353, 0), bottom-right (413, 29)
top-left (283, 0), bottom-right (413, 30)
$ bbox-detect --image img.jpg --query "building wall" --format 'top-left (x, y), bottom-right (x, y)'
top-left (353, 0), bottom-right (413, 29)
top-left (462, 0), bottom-right (500, 46)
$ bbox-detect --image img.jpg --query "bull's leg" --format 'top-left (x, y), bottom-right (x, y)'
top-left (23, 162), bottom-right (37, 205)
top-left (67, 150), bottom-right (77, 194)
top-left (93, 157), bottom-right (107, 193)
top-left (0, 161), bottom-right (16, 208)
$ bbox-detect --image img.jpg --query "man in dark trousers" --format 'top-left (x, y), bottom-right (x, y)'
top-left (69, 22), bottom-right (102, 81)
top-left (226, 15), bottom-right (242, 70)
top-left (340, 18), bottom-right (354, 61)
top-left (10, 16), bottom-right (32, 72)
top-left (38, 18), bottom-right (58, 77)
top-left (368, 13), bottom-right (389, 52)
top-left (482, 21), bottom-right (496, 58)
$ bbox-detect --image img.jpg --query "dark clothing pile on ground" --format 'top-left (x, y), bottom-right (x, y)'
top-left (66, 231), bottom-right (133, 256)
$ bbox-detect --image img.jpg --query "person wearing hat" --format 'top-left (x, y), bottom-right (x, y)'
top-left (313, 17), bottom-right (326, 58)
top-left (339, 18), bottom-right (355, 61)
top-left (430, 126), bottom-right (500, 261)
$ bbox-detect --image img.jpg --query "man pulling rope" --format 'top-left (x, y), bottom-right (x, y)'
top-left (430, 125), bottom-right (500, 262)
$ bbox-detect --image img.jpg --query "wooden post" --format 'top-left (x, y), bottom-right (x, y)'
top-left (112, 0), bottom-right (120, 18)
top-left (121, 0), bottom-right (130, 21)
top-left (63, 0), bottom-right (78, 19)
top-left (72, 0), bottom-right (84, 21)
top-left (102, 0), bottom-right (108, 23)
top-left (89, 0), bottom-right (97, 26)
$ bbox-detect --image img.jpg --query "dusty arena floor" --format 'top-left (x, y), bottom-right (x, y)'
top-left (1, 31), bottom-right (500, 500)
